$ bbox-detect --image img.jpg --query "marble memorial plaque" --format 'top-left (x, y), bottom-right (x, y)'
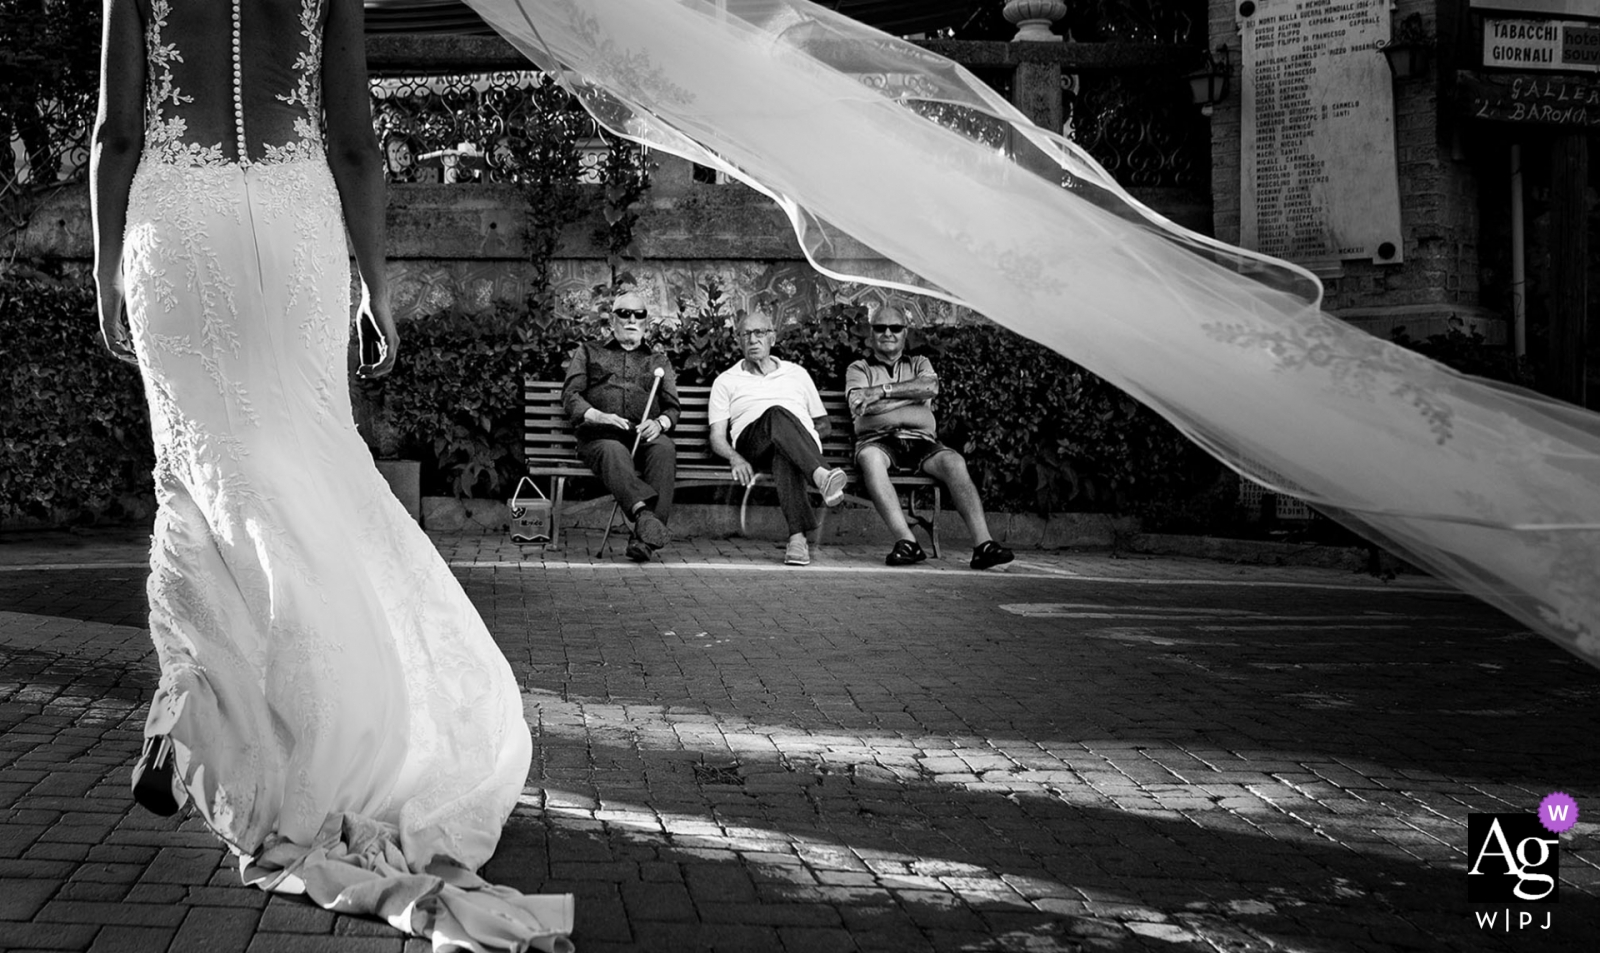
top-left (1240, 0), bottom-right (1403, 267)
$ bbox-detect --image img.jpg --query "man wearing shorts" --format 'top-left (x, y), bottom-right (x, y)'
top-left (844, 307), bottom-right (1014, 569)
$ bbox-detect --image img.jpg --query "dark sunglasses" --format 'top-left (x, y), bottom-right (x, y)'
top-left (612, 308), bottom-right (648, 320)
top-left (871, 323), bottom-right (906, 334)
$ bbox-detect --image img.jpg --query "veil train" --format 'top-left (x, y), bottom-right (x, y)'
top-left (460, 0), bottom-right (1600, 668)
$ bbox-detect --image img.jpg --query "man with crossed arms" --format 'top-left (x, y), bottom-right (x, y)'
top-left (845, 306), bottom-right (1014, 570)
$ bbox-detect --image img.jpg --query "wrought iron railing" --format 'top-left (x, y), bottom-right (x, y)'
top-left (370, 71), bottom-right (601, 184)
top-left (1069, 71), bottom-right (1210, 190)
top-left (366, 3), bottom-right (1211, 193)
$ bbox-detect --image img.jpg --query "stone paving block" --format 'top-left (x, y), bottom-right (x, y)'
top-left (777, 925), bottom-right (857, 953)
top-left (29, 773), bottom-right (101, 799)
top-left (86, 924), bottom-right (178, 953)
top-left (245, 935), bottom-right (403, 953)
top-left (689, 923), bottom-right (783, 952)
top-left (0, 877), bottom-right (57, 920)
top-left (185, 884), bottom-right (269, 908)
top-left (25, 842), bottom-right (91, 863)
top-left (0, 921), bottom-right (100, 950)
top-left (333, 916), bottom-right (409, 937)
top-left (142, 847), bottom-right (228, 885)
top-left (56, 880), bottom-right (130, 902)
top-left (81, 844), bottom-right (156, 865)
top-left (0, 858), bottom-right (76, 881)
top-left (618, 881), bottom-right (695, 922)
top-left (697, 901), bottom-right (844, 927)
top-left (124, 882), bottom-right (187, 904)
top-left (894, 890), bottom-right (986, 932)
top-left (683, 862), bottom-right (758, 903)
top-left (0, 823), bottom-right (49, 859)
top-left (104, 829), bottom-right (220, 849)
top-left (36, 899), bottom-right (186, 928)
top-left (837, 905), bottom-right (927, 941)
top-left (636, 861), bottom-right (683, 883)
top-left (69, 862), bottom-right (145, 885)
top-left (568, 891), bottom-right (630, 943)
top-left (547, 860), bottom-right (637, 882)
top-left (257, 899), bottom-right (336, 934)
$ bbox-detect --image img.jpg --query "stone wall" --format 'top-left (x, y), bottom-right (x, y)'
top-left (20, 142), bottom-right (1215, 331)
top-left (15, 28), bottom-right (1219, 334)
top-left (380, 153), bottom-right (982, 327)
top-left (1208, 0), bottom-right (1502, 342)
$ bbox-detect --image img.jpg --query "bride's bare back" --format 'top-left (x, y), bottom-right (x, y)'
top-left (135, 0), bottom-right (329, 166)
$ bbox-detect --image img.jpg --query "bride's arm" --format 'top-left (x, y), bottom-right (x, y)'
top-left (90, 0), bottom-right (145, 366)
top-left (322, 0), bottom-right (397, 378)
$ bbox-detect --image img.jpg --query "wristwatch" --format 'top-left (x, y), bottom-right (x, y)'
top-left (882, 381), bottom-right (894, 397)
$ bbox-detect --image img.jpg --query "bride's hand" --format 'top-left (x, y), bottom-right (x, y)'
top-left (97, 285), bottom-right (139, 366)
top-left (356, 292), bottom-right (400, 380)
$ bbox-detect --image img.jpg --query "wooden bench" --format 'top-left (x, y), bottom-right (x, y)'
top-left (523, 380), bottom-right (942, 555)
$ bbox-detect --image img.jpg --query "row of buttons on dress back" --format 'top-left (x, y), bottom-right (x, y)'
top-left (232, 0), bottom-right (248, 164)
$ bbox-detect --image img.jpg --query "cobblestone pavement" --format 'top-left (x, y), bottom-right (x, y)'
top-left (1, 528), bottom-right (1597, 953)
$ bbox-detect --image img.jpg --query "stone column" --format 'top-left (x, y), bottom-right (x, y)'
top-left (1004, 0), bottom-right (1066, 134)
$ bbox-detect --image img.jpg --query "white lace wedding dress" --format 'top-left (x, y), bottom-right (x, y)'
top-left (121, 2), bottom-right (571, 949)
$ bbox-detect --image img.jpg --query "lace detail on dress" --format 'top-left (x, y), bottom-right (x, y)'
top-left (143, 0), bottom-right (227, 168)
top-left (264, 0), bottom-right (327, 163)
top-left (142, 0), bottom-right (327, 169)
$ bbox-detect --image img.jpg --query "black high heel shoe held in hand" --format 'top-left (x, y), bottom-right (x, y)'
top-left (131, 735), bottom-right (180, 816)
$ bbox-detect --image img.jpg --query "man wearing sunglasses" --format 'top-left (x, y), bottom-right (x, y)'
top-left (845, 307), bottom-right (1013, 570)
top-left (562, 292), bottom-right (681, 561)
top-left (708, 311), bottom-right (849, 567)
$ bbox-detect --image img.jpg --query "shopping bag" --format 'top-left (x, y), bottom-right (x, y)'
top-left (509, 477), bottom-right (552, 543)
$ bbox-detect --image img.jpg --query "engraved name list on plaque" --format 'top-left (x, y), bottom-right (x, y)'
top-left (1240, 0), bottom-right (1404, 270)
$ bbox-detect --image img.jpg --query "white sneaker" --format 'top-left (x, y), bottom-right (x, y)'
top-left (817, 467), bottom-right (848, 507)
top-left (784, 536), bottom-right (811, 566)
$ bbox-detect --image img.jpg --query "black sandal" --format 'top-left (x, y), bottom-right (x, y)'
top-left (970, 540), bottom-right (1014, 570)
top-left (131, 735), bottom-right (180, 816)
top-left (885, 538), bottom-right (927, 566)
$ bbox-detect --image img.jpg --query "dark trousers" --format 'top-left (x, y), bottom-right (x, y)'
top-left (735, 408), bottom-right (824, 534)
top-left (577, 436), bottom-right (676, 523)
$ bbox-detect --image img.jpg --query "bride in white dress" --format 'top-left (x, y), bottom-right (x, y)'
top-left (90, 1), bottom-right (572, 949)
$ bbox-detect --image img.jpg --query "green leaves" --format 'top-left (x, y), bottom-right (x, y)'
top-left (0, 275), bottom-right (154, 523)
top-left (367, 303), bottom-right (580, 499)
top-left (3, 270), bottom-right (1214, 524)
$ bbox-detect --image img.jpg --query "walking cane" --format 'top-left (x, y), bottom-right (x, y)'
top-left (599, 367), bottom-right (666, 555)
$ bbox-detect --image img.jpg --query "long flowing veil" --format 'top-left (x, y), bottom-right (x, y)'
top-left (460, 0), bottom-right (1600, 667)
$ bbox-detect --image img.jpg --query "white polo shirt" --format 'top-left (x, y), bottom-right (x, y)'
top-left (708, 358), bottom-right (826, 450)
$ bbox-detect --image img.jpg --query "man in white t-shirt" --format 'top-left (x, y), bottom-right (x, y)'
top-left (708, 311), bottom-right (848, 566)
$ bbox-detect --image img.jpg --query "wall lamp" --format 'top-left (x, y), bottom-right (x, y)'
top-left (1188, 45), bottom-right (1232, 117)
top-left (1381, 13), bottom-right (1433, 80)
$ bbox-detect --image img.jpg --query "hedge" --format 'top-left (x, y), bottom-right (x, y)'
top-left (1, 275), bottom-right (154, 524)
top-left (6, 271), bottom-right (1369, 529)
